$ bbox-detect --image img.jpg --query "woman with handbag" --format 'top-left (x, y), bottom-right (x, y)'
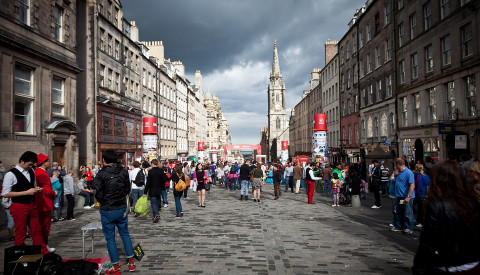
top-left (412, 160), bottom-right (480, 274)
top-left (171, 164), bottom-right (185, 218)
top-left (251, 163), bottom-right (264, 202)
top-left (193, 163), bottom-right (208, 207)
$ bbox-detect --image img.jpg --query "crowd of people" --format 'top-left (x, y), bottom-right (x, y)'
top-left (1, 151), bottom-right (480, 274)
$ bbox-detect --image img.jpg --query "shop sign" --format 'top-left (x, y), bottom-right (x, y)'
top-left (455, 135), bottom-right (467, 149)
top-left (438, 123), bottom-right (455, 135)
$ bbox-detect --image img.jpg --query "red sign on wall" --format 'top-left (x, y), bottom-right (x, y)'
top-left (281, 141), bottom-right (288, 150)
top-left (198, 142), bottom-right (205, 151)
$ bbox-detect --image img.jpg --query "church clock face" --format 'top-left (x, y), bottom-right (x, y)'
top-left (275, 104), bottom-right (281, 110)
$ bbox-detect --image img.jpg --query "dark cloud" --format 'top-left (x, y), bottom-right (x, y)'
top-left (121, 0), bottom-right (360, 144)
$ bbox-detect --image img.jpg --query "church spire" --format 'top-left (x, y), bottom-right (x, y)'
top-left (271, 39), bottom-right (282, 78)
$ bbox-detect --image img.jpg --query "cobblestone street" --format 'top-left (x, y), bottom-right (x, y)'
top-left (0, 184), bottom-right (415, 274)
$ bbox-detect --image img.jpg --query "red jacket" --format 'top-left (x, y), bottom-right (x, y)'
top-left (34, 167), bottom-right (56, 211)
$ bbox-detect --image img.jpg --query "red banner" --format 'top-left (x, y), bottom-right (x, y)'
top-left (198, 142), bottom-right (205, 151)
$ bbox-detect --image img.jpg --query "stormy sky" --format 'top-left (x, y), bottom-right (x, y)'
top-left (121, 0), bottom-right (361, 145)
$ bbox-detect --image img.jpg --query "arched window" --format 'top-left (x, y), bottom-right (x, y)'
top-left (367, 117), bottom-right (373, 137)
top-left (276, 117), bottom-right (281, 129)
top-left (373, 117), bottom-right (379, 137)
top-left (361, 120), bottom-right (366, 140)
top-left (381, 113), bottom-right (388, 136)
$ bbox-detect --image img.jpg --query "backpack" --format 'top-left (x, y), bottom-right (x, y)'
top-left (134, 169), bottom-right (145, 186)
top-left (174, 172), bottom-right (188, 192)
top-left (230, 166), bottom-right (237, 174)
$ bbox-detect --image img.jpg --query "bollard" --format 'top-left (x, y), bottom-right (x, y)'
top-left (76, 195), bottom-right (85, 209)
top-left (351, 194), bottom-right (361, 207)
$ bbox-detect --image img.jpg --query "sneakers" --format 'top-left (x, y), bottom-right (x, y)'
top-left (46, 245), bottom-right (55, 253)
top-left (403, 229), bottom-right (414, 234)
top-left (416, 223), bottom-right (423, 228)
top-left (84, 206), bottom-right (91, 209)
top-left (390, 227), bottom-right (402, 232)
top-left (332, 204), bottom-right (336, 207)
top-left (58, 217), bottom-right (65, 221)
top-left (164, 204), bottom-right (168, 208)
top-left (174, 215), bottom-right (181, 218)
top-left (127, 263), bottom-right (136, 272)
top-left (90, 204), bottom-right (95, 208)
top-left (66, 217), bottom-right (76, 221)
top-left (180, 212), bottom-right (184, 217)
top-left (104, 267), bottom-right (121, 275)
top-left (371, 205), bottom-right (382, 209)
top-left (389, 223), bottom-right (394, 227)
top-left (127, 258), bottom-right (136, 272)
top-left (153, 216), bottom-right (160, 223)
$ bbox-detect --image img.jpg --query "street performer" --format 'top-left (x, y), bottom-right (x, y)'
top-left (34, 153), bottom-right (57, 253)
top-left (305, 162), bottom-right (322, 204)
top-left (1, 151), bottom-right (48, 254)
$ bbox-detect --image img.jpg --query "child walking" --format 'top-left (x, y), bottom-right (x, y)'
top-left (332, 173), bottom-right (341, 207)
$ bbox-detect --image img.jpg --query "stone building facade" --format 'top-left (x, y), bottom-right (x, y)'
top-left (356, 0), bottom-right (397, 158)
top-left (321, 41), bottom-right (341, 163)
top-left (0, 0), bottom-right (81, 168)
top-left (396, 0), bottom-right (480, 161)
top-left (339, 11), bottom-right (361, 163)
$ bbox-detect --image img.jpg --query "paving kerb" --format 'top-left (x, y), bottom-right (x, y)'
top-left (0, 183), bottom-right (415, 274)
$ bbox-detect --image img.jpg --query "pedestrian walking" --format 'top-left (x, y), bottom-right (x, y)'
top-left (331, 173), bottom-right (341, 207)
top-left (182, 162), bottom-right (191, 199)
top-left (50, 170), bottom-right (62, 222)
top-left (239, 159), bottom-right (251, 201)
top-left (193, 163), bottom-right (208, 207)
top-left (390, 158), bottom-right (416, 234)
top-left (250, 163), bottom-right (264, 202)
top-left (63, 169), bottom-right (76, 220)
top-left (272, 164), bottom-right (282, 200)
top-left (414, 164), bottom-right (430, 228)
top-left (283, 162), bottom-right (294, 192)
top-left (144, 159), bottom-right (168, 223)
top-left (388, 169), bottom-right (399, 228)
top-left (293, 162), bottom-right (302, 194)
top-left (412, 159), bottom-right (480, 274)
top-left (370, 160), bottom-right (382, 209)
top-left (128, 161), bottom-right (146, 215)
top-left (171, 164), bottom-right (184, 218)
top-left (93, 149), bottom-right (136, 274)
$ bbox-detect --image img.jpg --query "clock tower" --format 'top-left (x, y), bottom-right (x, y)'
top-left (267, 40), bottom-right (288, 160)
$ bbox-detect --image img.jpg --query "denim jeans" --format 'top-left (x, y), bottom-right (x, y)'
top-left (300, 178), bottom-right (305, 189)
top-left (230, 178), bottom-right (237, 191)
top-left (162, 189), bottom-right (169, 205)
top-left (395, 198), bottom-right (414, 231)
top-left (100, 208), bottom-right (134, 264)
top-left (130, 189), bottom-right (143, 210)
top-left (174, 195), bottom-right (182, 216)
top-left (183, 187), bottom-right (189, 198)
top-left (390, 197), bottom-right (398, 226)
top-left (79, 191), bottom-right (94, 206)
top-left (284, 177), bottom-right (291, 192)
top-left (240, 180), bottom-right (249, 196)
top-left (323, 178), bottom-right (331, 193)
top-left (150, 196), bottom-right (161, 218)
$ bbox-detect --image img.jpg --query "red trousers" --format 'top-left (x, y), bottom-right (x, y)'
top-left (307, 180), bottom-right (315, 204)
top-left (10, 203), bottom-right (48, 254)
top-left (38, 210), bottom-right (52, 247)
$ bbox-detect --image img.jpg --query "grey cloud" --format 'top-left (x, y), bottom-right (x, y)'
top-left (122, 0), bottom-right (361, 143)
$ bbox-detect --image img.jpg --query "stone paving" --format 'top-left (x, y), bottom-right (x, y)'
top-left (0, 184), bottom-right (415, 274)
